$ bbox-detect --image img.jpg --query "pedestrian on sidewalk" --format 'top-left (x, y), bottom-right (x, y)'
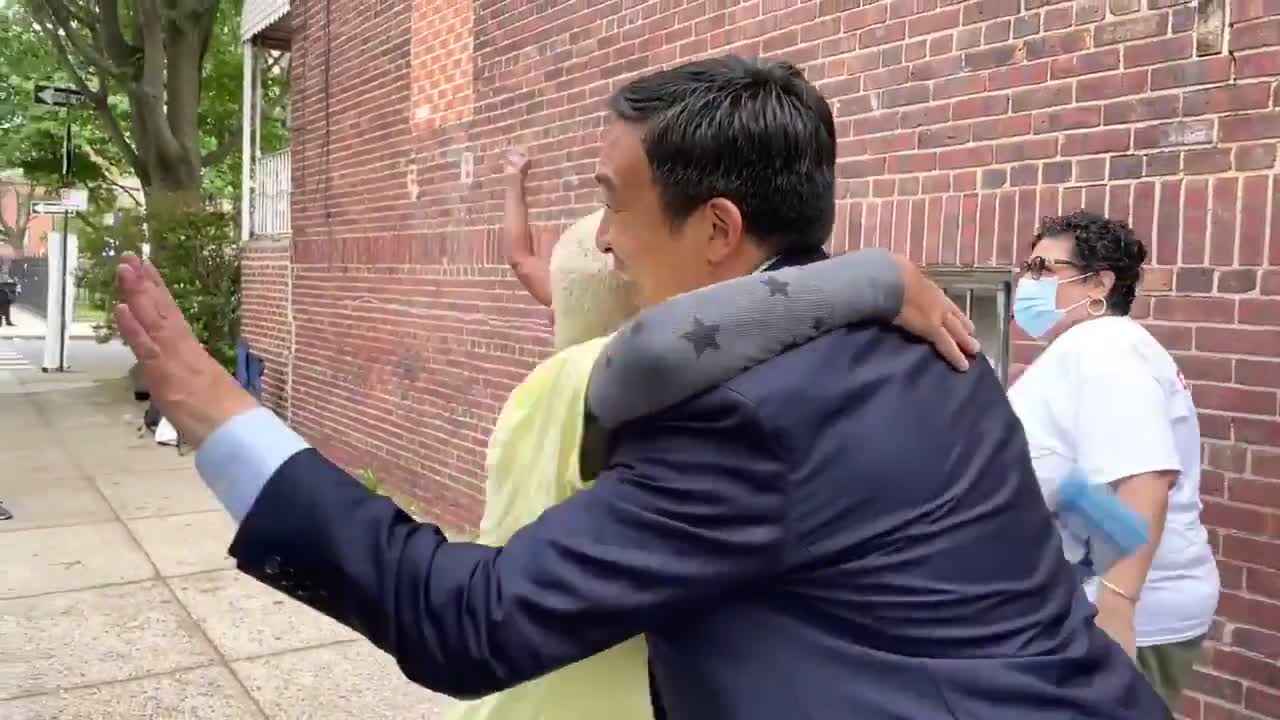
top-left (0, 271), bottom-right (17, 327)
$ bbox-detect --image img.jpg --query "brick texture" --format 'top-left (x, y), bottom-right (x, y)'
top-left (239, 239), bottom-right (292, 415)
top-left (242, 0), bottom-right (1280, 713)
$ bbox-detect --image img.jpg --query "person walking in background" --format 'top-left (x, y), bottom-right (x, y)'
top-left (502, 146), bottom-right (635, 348)
top-left (0, 270), bottom-right (17, 327)
top-left (1007, 211), bottom-right (1220, 708)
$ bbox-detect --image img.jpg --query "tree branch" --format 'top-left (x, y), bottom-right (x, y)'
top-left (62, 0), bottom-right (98, 30)
top-left (32, 18), bottom-right (144, 180)
top-left (103, 174), bottom-right (143, 207)
top-left (33, 0), bottom-right (119, 77)
top-left (135, 0), bottom-right (185, 166)
top-left (201, 124), bottom-right (241, 168)
top-left (97, 0), bottom-right (138, 67)
top-left (30, 6), bottom-right (107, 104)
top-left (77, 141), bottom-right (144, 206)
top-left (76, 212), bottom-right (103, 234)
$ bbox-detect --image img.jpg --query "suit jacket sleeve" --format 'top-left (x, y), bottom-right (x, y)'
top-left (228, 385), bottom-right (788, 699)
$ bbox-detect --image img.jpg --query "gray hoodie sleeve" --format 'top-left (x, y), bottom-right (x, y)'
top-left (586, 248), bottom-right (903, 431)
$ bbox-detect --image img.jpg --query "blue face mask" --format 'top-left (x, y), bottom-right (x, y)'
top-left (1013, 275), bottom-right (1094, 338)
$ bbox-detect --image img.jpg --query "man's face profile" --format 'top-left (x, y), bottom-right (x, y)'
top-left (594, 121), bottom-right (727, 309)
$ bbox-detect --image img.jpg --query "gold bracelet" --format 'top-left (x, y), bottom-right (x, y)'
top-left (1098, 577), bottom-right (1138, 603)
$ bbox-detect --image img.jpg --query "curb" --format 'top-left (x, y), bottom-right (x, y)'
top-left (0, 333), bottom-right (98, 341)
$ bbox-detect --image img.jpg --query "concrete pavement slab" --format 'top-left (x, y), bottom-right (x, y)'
top-left (231, 640), bottom-right (452, 720)
top-left (0, 580), bottom-right (219, 699)
top-left (0, 444), bottom-right (80, 481)
top-left (167, 570), bottom-right (359, 661)
top-left (0, 521), bottom-right (155, 598)
top-left (1, 305), bottom-right (96, 340)
top-left (0, 666), bottom-right (263, 720)
top-left (68, 438), bottom-right (195, 475)
top-left (0, 472), bottom-right (115, 533)
top-left (128, 511), bottom-right (237, 577)
top-left (93, 465), bottom-right (221, 519)
top-left (0, 400), bottom-right (41, 432)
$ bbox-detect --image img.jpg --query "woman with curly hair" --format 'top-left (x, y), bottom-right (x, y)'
top-left (1007, 210), bottom-right (1220, 708)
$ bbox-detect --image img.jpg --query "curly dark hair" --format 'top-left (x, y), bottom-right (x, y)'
top-left (1031, 210), bottom-right (1146, 316)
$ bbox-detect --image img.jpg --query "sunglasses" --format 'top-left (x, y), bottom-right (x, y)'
top-left (1020, 255), bottom-right (1084, 279)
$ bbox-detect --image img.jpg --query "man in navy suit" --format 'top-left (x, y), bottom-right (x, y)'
top-left (116, 56), bottom-right (1169, 719)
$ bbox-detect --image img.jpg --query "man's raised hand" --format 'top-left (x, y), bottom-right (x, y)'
top-left (115, 254), bottom-right (256, 447)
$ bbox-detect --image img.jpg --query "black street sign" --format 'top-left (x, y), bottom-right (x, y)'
top-left (33, 83), bottom-right (86, 108)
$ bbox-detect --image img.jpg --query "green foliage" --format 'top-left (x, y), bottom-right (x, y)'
top-left (357, 468), bottom-right (423, 518)
top-left (76, 207), bottom-right (145, 335)
top-left (81, 205), bottom-right (241, 371)
top-left (0, 5), bottom-right (126, 205)
top-left (2, 1), bottom-right (289, 214)
top-left (149, 206), bottom-right (242, 372)
top-left (359, 468), bottom-right (383, 494)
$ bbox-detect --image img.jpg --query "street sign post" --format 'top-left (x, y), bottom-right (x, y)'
top-left (33, 81), bottom-right (88, 373)
top-left (33, 84), bottom-right (86, 108)
top-left (61, 188), bottom-right (89, 211)
top-left (31, 201), bottom-right (78, 216)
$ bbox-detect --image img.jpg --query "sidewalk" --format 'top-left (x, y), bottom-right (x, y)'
top-left (0, 371), bottom-right (452, 719)
top-left (0, 304), bottom-right (97, 340)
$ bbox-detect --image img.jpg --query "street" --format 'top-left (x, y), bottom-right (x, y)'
top-left (0, 337), bottom-right (135, 376)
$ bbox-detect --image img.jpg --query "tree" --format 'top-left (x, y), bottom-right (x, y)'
top-left (21, 0), bottom-right (242, 212)
top-left (2, 1), bottom-right (141, 251)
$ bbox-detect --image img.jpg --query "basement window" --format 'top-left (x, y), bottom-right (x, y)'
top-left (930, 268), bottom-right (1014, 386)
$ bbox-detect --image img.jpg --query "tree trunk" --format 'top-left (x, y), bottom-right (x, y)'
top-left (28, 0), bottom-right (223, 220)
top-left (0, 184), bottom-right (33, 254)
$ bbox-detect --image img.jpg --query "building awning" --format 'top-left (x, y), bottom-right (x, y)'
top-left (241, 0), bottom-right (290, 42)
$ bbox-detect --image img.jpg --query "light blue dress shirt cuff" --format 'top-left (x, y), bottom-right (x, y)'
top-left (194, 406), bottom-right (311, 524)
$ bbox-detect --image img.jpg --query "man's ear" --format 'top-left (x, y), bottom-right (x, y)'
top-left (704, 197), bottom-right (744, 264)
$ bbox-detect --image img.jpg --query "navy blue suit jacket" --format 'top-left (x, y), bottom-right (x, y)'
top-left (230, 323), bottom-right (1170, 719)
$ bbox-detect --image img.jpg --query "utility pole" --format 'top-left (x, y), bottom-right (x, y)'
top-left (32, 83), bottom-right (87, 373)
top-left (57, 109), bottom-right (71, 371)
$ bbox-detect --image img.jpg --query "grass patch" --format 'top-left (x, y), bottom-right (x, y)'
top-left (74, 297), bottom-right (108, 325)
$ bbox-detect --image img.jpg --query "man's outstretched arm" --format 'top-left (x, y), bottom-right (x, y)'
top-left (115, 252), bottom-right (787, 697)
top-left (227, 387), bottom-right (787, 698)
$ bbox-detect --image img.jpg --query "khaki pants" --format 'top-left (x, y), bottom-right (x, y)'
top-left (1136, 634), bottom-right (1206, 708)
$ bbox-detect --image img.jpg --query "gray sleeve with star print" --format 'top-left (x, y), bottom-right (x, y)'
top-left (585, 247), bottom-right (903, 431)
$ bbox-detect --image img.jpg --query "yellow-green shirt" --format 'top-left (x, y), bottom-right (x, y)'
top-left (446, 336), bottom-right (653, 720)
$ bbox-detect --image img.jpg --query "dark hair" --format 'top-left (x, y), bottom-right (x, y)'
top-left (1031, 210), bottom-right (1146, 315)
top-left (608, 55), bottom-right (837, 257)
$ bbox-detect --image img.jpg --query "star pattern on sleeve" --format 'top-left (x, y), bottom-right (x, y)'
top-left (681, 316), bottom-right (722, 359)
top-left (761, 275), bottom-right (790, 297)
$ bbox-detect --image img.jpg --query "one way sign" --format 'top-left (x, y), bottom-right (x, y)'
top-left (33, 84), bottom-right (86, 108)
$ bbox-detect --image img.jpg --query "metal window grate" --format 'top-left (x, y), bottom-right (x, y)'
top-left (932, 268), bottom-right (1014, 385)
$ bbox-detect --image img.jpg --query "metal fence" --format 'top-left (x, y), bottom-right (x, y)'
top-left (254, 148), bottom-right (291, 235)
top-left (9, 256), bottom-right (49, 316)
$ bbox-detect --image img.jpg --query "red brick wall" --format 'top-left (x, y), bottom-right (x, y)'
top-left (245, 0), bottom-right (1280, 714)
top-left (240, 239), bottom-right (292, 415)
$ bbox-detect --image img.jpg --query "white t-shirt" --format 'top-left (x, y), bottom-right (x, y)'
top-left (1008, 316), bottom-right (1220, 646)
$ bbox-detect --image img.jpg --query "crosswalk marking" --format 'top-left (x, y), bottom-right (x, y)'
top-left (0, 349), bottom-right (32, 370)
